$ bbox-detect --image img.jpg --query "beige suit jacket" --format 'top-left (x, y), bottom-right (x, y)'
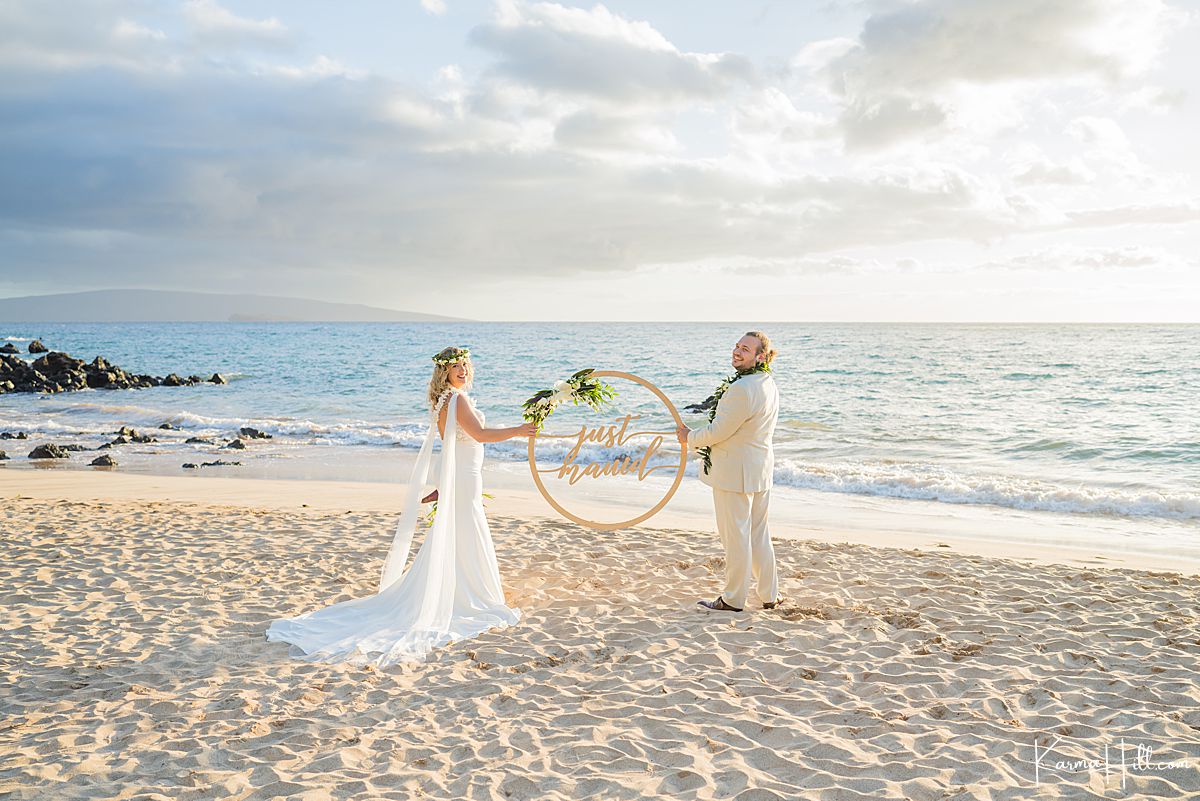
top-left (687, 371), bottom-right (779, 494)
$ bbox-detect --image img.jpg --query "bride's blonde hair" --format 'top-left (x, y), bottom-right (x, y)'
top-left (427, 346), bottom-right (474, 409)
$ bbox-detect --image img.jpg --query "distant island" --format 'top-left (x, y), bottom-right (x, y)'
top-left (0, 289), bottom-right (468, 323)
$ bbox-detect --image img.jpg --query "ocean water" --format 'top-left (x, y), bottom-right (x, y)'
top-left (2, 322), bottom-right (1197, 536)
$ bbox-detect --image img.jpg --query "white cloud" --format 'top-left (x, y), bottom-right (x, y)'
top-left (1117, 85), bottom-right (1187, 113)
top-left (1014, 159), bottom-right (1095, 187)
top-left (383, 93), bottom-right (449, 131)
top-left (0, 4), bottom-right (176, 73)
top-left (469, 0), bottom-right (755, 106)
top-left (421, 0), bottom-right (448, 15)
top-left (980, 245), bottom-right (1188, 272)
top-left (183, 0), bottom-right (287, 42)
top-left (1061, 202), bottom-right (1200, 229)
top-left (554, 111), bottom-right (677, 154)
top-left (789, 37), bottom-right (856, 75)
top-left (112, 19), bottom-right (166, 43)
top-left (729, 87), bottom-right (838, 166)
top-left (806, 0), bottom-right (1183, 150)
top-left (835, 0), bottom-right (1174, 90)
top-left (839, 96), bottom-right (947, 151)
top-left (1068, 116), bottom-right (1131, 152)
top-left (265, 54), bottom-right (366, 81)
top-left (718, 253), bottom-right (926, 276)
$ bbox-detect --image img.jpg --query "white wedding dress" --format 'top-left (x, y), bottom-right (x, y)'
top-left (265, 387), bottom-right (522, 666)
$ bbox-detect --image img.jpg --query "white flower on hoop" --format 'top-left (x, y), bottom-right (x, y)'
top-left (551, 380), bottom-right (573, 404)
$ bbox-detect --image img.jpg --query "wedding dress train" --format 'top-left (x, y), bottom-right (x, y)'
top-left (265, 388), bottom-right (522, 666)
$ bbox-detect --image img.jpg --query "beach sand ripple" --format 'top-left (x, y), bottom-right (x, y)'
top-left (2, 497), bottom-right (1198, 799)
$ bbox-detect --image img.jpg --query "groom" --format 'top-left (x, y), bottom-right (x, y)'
top-left (677, 331), bottom-right (782, 612)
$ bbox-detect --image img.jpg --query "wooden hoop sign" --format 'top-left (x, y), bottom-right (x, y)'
top-left (527, 371), bottom-right (687, 531)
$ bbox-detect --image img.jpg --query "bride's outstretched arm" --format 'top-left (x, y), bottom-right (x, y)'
top-left (454, 395), bottom-right (537, 443)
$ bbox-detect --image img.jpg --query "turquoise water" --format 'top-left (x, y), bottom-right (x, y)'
top-left (2, 322), bottom-right (1197, 529)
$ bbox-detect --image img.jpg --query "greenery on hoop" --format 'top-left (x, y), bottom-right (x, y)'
top-left (521, 368), bottom-right (618, 432)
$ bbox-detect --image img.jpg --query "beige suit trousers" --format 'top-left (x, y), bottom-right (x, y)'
top-left (712, 487), bottom-right (778, 609)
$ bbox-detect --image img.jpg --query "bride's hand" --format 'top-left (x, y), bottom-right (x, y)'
top-left (513, 422), bottom-right (538, 439)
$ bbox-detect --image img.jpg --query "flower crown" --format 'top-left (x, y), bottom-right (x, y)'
top-left (432, 347), bottom-right (470, 366)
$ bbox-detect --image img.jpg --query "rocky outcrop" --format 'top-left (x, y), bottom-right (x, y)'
top-left (28, 443), bottom-right (69, 459)
top-left (28, 339), bottom-right (48, 353)
top-left (100, 427), bottom-right (157, 448)
top-left (0, 350), bottom-right (226, 394)
top-left (90, 454), bottom-right (117, 467)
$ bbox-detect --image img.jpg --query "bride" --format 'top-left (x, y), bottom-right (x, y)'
top-left (265, 346), bottom-right (536, 666)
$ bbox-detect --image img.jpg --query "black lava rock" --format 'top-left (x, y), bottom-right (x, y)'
top-left (0, 349), bottom-right (222, 395)
top-left (28, 443), bottom-right (69, 459)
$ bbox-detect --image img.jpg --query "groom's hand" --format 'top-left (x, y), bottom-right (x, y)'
top-left (675, 424), bottom-right (690, 445)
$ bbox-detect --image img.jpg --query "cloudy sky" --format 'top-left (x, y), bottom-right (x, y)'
top-left (2, 0), bottom-right (1198, 321)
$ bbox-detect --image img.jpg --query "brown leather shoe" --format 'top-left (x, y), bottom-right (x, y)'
top-left (762, 597), bottom-right (785, 610)
top-left (698, 595), bottom-right (743, 612)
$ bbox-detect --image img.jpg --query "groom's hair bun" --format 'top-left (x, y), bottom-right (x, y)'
top-left (745, 330), bottom-right (777, 365)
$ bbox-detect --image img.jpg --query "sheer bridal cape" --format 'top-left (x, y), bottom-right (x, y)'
top-left (265, 388), bottom-right (522, 666)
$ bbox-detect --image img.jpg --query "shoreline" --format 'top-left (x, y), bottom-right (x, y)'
top-left (4, 467), bottom-right (1197, 575)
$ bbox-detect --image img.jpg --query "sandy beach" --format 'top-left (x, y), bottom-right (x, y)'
top-left (3, 471), bottom-right (1199, 800)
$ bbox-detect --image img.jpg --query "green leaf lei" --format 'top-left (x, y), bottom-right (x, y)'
top-left (696, 362), bottom-right (772, 475)
top-left (521, 368), bottom-right (618, 432)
